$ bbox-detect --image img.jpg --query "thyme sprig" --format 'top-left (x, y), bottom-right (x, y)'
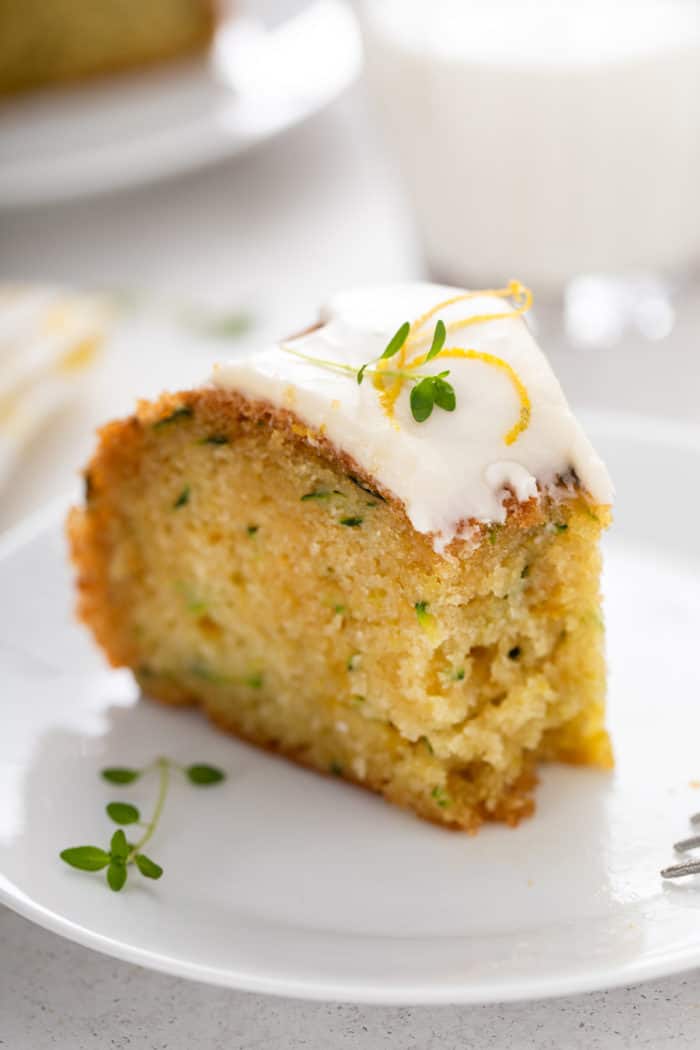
top-left (59, 758), bottom-right (225, 892)
top-left (284, 345), bottom-right (423, 383)
top-left (281, 281), bottom-right (534, 442)
top-left (283, 318), bottom-right (456, 426)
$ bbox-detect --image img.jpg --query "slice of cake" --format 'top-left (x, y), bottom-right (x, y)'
top-left (69, 281), bottom-right (613, 831)
top-left (0, 0), bottom-right (217, 96)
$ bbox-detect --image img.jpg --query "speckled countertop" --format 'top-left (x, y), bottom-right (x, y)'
top-left (2, 909), bottom-right (700, 1049)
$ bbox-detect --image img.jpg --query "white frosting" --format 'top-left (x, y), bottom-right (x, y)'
top-left (212, 283), bottom-right (613, 551)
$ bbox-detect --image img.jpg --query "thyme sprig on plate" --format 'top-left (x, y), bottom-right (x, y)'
top-left (59, 757), bottom-right (225, 892)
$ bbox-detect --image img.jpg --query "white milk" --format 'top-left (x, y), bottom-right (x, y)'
top-left (359, 0), bottom-right (700, 291)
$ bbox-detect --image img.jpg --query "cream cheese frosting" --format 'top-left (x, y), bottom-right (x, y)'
top-left (212, 283), bottom-right (613, 551)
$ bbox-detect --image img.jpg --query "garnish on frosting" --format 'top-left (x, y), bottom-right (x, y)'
top-left (284, 280), bottom-right (533, 445)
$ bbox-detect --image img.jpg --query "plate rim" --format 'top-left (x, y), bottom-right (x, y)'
top-left (3, 880), bottom-right (700, 1005)
top-left (1, 408), bottom-right (700, 1004)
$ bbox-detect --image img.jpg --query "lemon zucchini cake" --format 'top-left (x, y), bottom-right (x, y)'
top-left (69, 281), bottom-right (613, 831)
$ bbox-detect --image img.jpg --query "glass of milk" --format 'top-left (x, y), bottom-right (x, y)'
top-left (359, 0), bottom-right (700, 340)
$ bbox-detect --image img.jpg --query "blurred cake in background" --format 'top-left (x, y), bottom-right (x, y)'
top-left (0, 0), bottom-right (219, 96)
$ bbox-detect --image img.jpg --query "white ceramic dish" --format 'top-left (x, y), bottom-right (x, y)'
top-left (1, 413), bottom-right (699, 1004)
top-left (0, 1), bottom-right (361, 208)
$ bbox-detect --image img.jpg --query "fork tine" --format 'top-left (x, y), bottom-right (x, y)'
top-left (674, 834), bottom-right (700, 853)
top-left (661, 859), bottom-right (700, 879)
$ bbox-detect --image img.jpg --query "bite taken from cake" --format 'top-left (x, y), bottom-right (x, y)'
top-left (68, 281), bottom-right (613, 832)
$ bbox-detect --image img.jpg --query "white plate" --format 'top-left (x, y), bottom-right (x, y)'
top-left (1, 413), bottom-right (700, 1005)
top-left (0, 1), bottom-right (361, 208)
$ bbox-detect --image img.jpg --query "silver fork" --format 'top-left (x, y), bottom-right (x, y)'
top-left (661, 813), bottom-right (700, 879)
